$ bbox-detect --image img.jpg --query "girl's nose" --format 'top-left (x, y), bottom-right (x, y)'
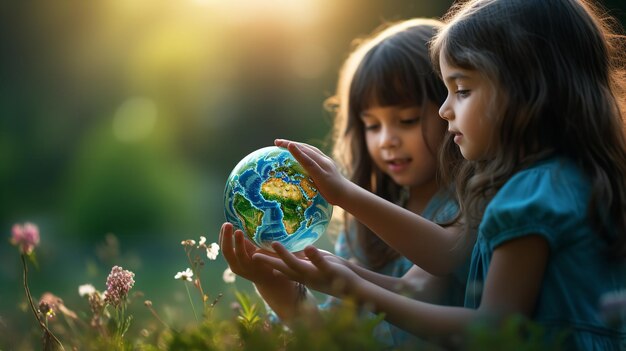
top-left (439, 99), bottom-right (453, 121)
top-left (380, 127), bottom-right (400, 149)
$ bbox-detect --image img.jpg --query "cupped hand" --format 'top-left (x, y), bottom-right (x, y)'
top-left (219, 222), bottom-right (285, 285)
top-left (274, 139), bottom-right (351, 206)
top-left (252, 242), bottom-right (360, 298)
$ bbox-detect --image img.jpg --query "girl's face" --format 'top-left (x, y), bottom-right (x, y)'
top-left (360, 103), bottom-right (443, 189)
top-left (438, 55), bottom-right (495, 161)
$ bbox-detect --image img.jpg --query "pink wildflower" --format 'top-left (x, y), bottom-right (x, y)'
top-left (88, 291), bottom-right (106, 328)
top-left (10, 222), bottom-right (40, 255)
top-left (104, 266), bottom-right (135, 307)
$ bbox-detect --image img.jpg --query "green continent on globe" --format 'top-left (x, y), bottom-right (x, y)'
top-left (260, 177), bottom-right (315, 234)
top-left (232, 193), bottom-right (264, 240)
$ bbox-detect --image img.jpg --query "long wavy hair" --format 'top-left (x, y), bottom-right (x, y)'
top-left (325, 19), bottom-right (451, 269)
top-left (431, 0), bottom-right (626, 259)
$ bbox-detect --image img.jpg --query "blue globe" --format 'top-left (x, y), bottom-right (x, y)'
top-left (223, 146), bottom-right (333, 252)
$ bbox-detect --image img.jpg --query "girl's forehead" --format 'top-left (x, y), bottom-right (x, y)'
top-left (439, 54), bottom-right (463, 72)
top-left (361, 103), bottom-right (424, 113)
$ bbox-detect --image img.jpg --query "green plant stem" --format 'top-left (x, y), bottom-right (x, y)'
top-left (185, 248), bottom-right (208, 311)
top-left (146, 303), bottom-right (176, 332)
top-left (185, 283), bottom-right (199, 322)
top-left (21, 254), bottom-right (65, 350)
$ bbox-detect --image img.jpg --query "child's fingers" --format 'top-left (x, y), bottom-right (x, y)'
top-left (219, 222), bottom-right (233, 250)
top-left (242, 235), bottom-right (259, 255)
top-left (274, 138), bottom-right (291, 148)
top-left (291, 142), bottom-right (324, 162)
top-left (275, 139), bottom-right (327, 162)
top-left (272, 269), bottom-right (296, 282)
top-left (275, 139), bottom-right (317, 170)
top-left (219, 222), bottom-right (231, 247)
top-left (218, 222), bottom-right (225, 248)
top-left (252, 252), bottom-right (300, 279)
top-left (287, 143), bottom-right (324, 177)
top-left (234, 229), bottom-right (251, 264)
top-left (296, 142), bottom-right (326, 159)
top-left (271, 242), bottom-right (312, 274)
top-left (220, 223), bottom-right (239, 267)
top-left (304, 246), bottom-right (333, 274)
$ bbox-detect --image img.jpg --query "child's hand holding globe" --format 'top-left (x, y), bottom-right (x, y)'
top-left (223, 146), bottom-right (333, 252)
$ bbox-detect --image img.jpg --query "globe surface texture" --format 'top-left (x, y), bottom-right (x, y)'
top-left (224, 146), bottom-right (333, 252)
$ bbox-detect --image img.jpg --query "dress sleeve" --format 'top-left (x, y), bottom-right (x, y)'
top-left (480, 164), bottom-right (590, 252)
top-left (334, 230), bottom-right (352, 260)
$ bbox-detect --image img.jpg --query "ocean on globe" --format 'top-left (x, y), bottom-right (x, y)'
top-left (223, 146), bottom-right (333, 252)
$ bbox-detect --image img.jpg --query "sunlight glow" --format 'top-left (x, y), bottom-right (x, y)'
top-left (113, 97), bottom-right (158, 143)
top-left (191, 0), bottom-right (322, 27)
top-left (289, 44), bottom-right (330, 79)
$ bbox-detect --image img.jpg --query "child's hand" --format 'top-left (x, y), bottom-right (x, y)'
top-left (274, 139), bottom-right (351, 206)
top-left (219, 222), bottom-right (285, 286)
top-left (252, 242), bottom-right (359, 298)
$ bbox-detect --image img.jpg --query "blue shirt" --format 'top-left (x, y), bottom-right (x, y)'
top-left (466, 157), bottom-right (626, 350)
top-left (331, 189), bottom-right (465, 348)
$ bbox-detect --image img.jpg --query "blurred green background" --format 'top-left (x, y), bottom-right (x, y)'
top-left (1, 0), bottom-right (624, 348)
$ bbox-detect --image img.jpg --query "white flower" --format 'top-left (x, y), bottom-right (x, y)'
top-left (78, 284), bottom-right (96, 297)
top-left (223, 267), bottom-right (236, 283)
top-left (181, 239), bottom-right (196, 247)
top-left (174, 268), bottom-right (194, 282)
top-left (198, 236), bottom-right (206, 246)
top-left (206, 242), bottom-right (220, 260)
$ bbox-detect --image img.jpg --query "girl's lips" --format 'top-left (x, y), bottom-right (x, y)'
top-left (386, 158), bottom-right (411, 173)
top-left (453, 133), bottom-right (463, 144)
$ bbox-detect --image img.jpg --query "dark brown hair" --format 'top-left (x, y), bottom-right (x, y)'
top-left (326, 19), bottom-right (450, 269)
top-left (431, 0), bottom-right (626, 259)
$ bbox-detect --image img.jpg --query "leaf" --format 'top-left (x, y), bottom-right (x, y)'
top-left (27, 251), bottom-right (40, 270)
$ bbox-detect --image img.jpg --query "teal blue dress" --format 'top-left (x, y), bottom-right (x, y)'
top-left (465, 157), bottom-right (626, 350)
top-left (330, 189), bottom-right (466, 349)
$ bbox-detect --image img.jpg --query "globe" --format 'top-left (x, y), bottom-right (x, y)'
top-left (223, 146), bottom-right (333, 252)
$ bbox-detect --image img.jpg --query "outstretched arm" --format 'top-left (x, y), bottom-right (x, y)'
top-left (254, 236), bottom-right (548, 338)
top-left (275, 139), bottom-right (470, 275)
top-left (349, 263), bottom-right (453, 305)
top-left (219, 222), bottom-right (319, 323)
top-left (320, 251), bottom-right (452, 304)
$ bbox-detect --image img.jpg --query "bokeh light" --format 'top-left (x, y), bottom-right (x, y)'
top-left (113, 97), bottom-right (158, 143)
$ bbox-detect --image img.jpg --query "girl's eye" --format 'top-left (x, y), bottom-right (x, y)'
top-left (455, 89), bottom-right (470, 98)
top-left (364, 124), bottom-right (380, 131)
top-left (400, 118), bottom-right (420, 125)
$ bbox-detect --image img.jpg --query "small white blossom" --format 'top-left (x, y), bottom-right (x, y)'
top-left (198, 236), bottom-right (206, 246)
top-left (181, 239), bottom-right (196, 247)
top-left (206, 243), bottom-right (220, 260)
top-left (174, 268), bottom-right (194, 282)
top-left (223, 267), bottom-right (236, 283)
top-left (78, 284), bottom-right (96, 297)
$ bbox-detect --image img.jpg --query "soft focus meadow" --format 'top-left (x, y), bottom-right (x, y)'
top-left (9, 222), bottom-right (393, 350)
top-left (1, 1), bottom-right (625, 350)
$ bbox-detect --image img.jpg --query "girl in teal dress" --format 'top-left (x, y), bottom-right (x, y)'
top-left (258, 0), bottom-right (626, 349)
top-left (220, 18), bottom-right (469, 349)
